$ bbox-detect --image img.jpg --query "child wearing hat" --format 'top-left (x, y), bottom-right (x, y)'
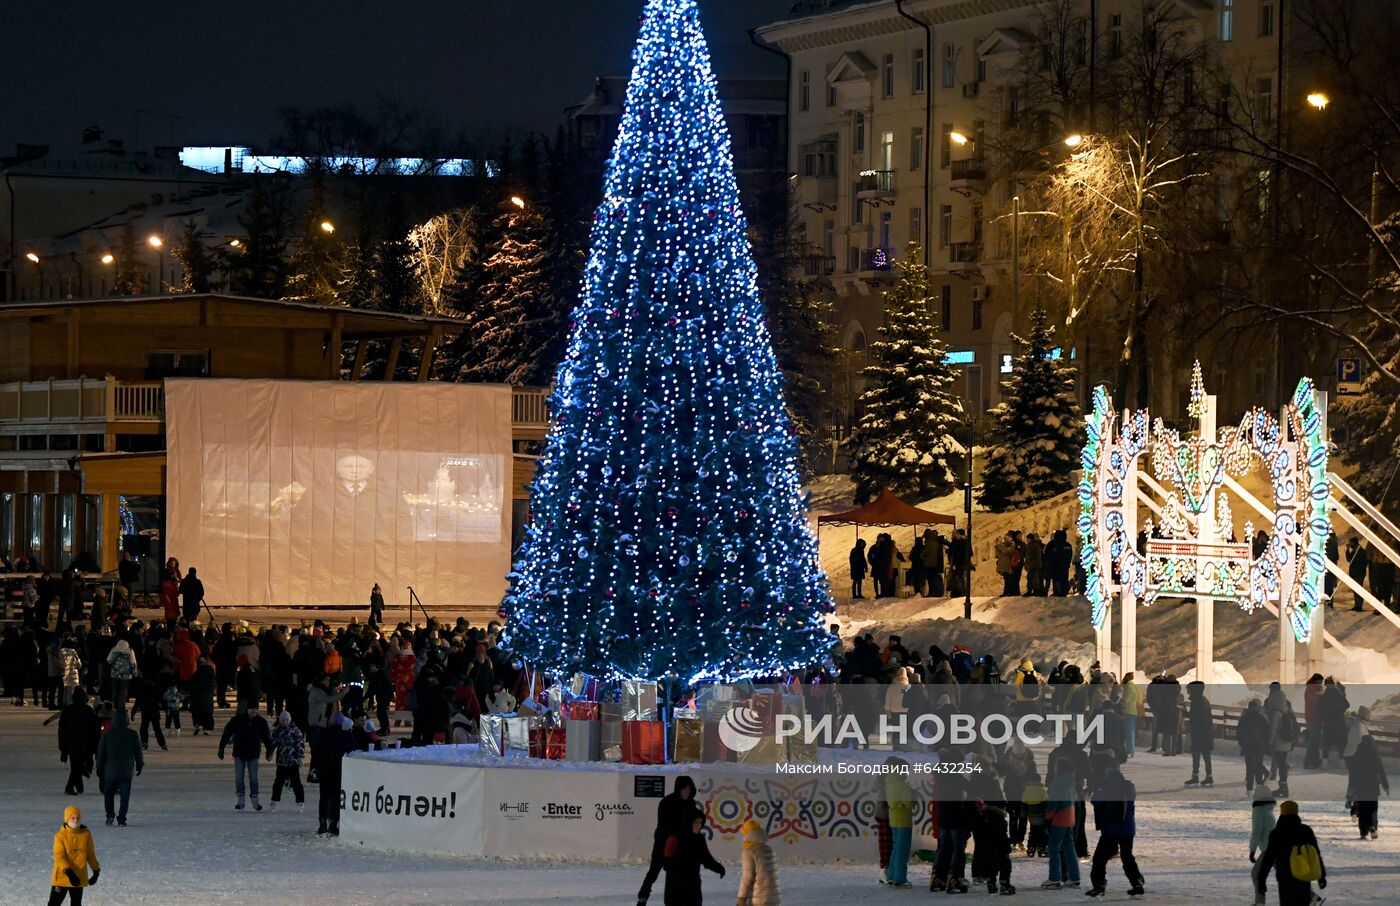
top-left (736, 818), bottom-right (780, 906)
top-left (50, 805), bottom-right (100, 904)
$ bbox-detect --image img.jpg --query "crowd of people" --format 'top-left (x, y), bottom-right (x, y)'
top-left (3, 571), bottom-right (1392, 905)
top-left (848, 528), bottom-right (1087, 602)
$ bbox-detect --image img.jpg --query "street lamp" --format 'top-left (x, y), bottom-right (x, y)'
top-left (147, 235), bottom-right (164, 293)
top-left (1063, 133), bottom-right (1084, 148)
top-left (1306, 92), bottom-right (1329, 111)
top-left (509, 195), bottom-right (527, 209)
top-left (24, 251), bottom-right (39, 264)
top-left (100, 253), bottom-right (114, 265)
top-left (320, 220), bottom-right (335, 234)
top-left (949, 131), bottom-right (970, 147)
top-left (958, 400), bottom-right (976, 620)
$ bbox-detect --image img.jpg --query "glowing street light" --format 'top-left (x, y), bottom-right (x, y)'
top-left (949, 131), bottom-right (970, 146)
top-left (1306, 92), bottom-right (1329, 111)
top-left (510, 195), bottom-right (527, 209)
top-left (24, 252), bottom-right (40, 264)
top-left (147, 235), bottom-right (163, 249)
top-left (320, 220), bottom-right (335, 234)
top-left (229, 238), bottom-right (242, 247)
top-left (101, 253), bottom-right (115, 265)
top-left (1064, 133), bottom-right (1084, 148)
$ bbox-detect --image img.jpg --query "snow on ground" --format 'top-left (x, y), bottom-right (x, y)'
top-left (4, 706), bottom-right (1400, 904)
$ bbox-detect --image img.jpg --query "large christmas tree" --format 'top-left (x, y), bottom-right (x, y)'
top-left (849, 248), bottom-right (966, 504)
top-left (980, 306), bottom-right (1085, 511)
top-left (500, 0), bottom-right (833, 684)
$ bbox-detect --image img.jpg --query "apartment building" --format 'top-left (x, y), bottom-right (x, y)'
top-left (757, 0), bottom-right (1305, 423)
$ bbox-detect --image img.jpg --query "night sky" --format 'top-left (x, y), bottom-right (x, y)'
top-left (1, 0), bottom-right (798, 154)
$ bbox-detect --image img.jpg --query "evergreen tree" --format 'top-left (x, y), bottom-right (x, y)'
top-left (283, 179), bottom-right (345, 306)
top-left (980, 306), bottom-right (1085, 511)
top-left (1336, 321), bottom-right (1400, 517)
top-left (849, 246), bottom-right (965, 504)
top-left (227, 175), bottom-right (291, 298)
top-left (111, 222), bottom-right (146, 295)
top-left (450, 200), bottom-right (567, 385)
top-left (500, 0), bottom-right (833, 683)
top-left (171, 220), bottom-right (215, 293)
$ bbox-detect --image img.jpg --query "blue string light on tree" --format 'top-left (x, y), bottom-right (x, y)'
top-left (499, 0), bottom-right (834, 685)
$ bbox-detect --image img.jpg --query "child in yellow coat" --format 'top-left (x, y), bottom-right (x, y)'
top-left (736, 819), bottom-right (780, 906)
top-left (51, 805), bottom-right (100, 904)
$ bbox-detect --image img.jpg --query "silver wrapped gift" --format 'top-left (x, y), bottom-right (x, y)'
top-left (479, 713), bottom-right (509, 757)
top-left (478, 713), bottom-right (546, 756)
top-left (505, 713), bottom-right (546, 752)
top-left (565, 718), bottom-right (602, 762)
top-left (622, 679), bottom-right (659, 721)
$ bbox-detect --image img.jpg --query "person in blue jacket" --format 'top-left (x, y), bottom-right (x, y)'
top-left (1085, 764), bottom-right (1144, 898)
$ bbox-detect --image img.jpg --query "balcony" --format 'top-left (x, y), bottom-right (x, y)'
top-left (950, 158), bottom-right (987, 193)
top-left (856, 169), bottom-right (896, 198)
top-left (947, 241), bottom-right (982, 272)
top-left (802, 254), bottom-right (836, 279)
top-left (862, 247), bottom-right (896, 275)
top-left (0, 377), bottom-right (163, 427)
top-left (797, 174), bottom-right (838, 212)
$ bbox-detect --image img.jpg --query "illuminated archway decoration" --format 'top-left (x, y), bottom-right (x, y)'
top-left (1078, 368), bottom-right (1329, 645)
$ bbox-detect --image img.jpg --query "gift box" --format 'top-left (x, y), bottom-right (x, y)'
top-left (506, 714), bottom-right (546, 752)
top-left (623, 679), bottom-right (659, 721)
top-left (529, 726), bottom-right (567, 760)
top-left (569, 673), bottom-right (602, 701)
top-left (479, 713), bottom-right (509, 757)
top-left (564, 701), bottom-right (601, 721)
top-left (736, 734), bottom-right (788, 765)
top-left (621, 719), bottom-right (667, 765)
top-left (565, 718), bottom-right (602, 762)
top-left (701, 720), bottom-right (733, 763)
top-left (672, 717), bottom-right (704, 763)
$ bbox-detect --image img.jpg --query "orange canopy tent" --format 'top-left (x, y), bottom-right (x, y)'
top-left (817, 488), bottom-right (956, 532)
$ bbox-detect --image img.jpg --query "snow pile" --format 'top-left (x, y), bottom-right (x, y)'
top-left (1178, 660), bottom-right (1249, 686)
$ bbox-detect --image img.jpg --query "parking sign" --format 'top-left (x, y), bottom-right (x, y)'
top-left (1337, 358), bottom-right (1362, 395)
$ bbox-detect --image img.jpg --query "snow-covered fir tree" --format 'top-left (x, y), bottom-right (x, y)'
top-left (451, 199), bottom-right (567, 385)
top-left (1336, 319), bottom-right (1400, 517)
top-left (849, 246), bottom-right (965, 504)
top-left (980, 305), bottom-right (1085, 511)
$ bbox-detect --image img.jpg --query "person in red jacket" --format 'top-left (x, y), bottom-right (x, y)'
top-left (172, 629), bottom-right (200, 688)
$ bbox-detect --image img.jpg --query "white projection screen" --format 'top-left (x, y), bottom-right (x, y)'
top-left (166, 379), bottom-right (512, 608)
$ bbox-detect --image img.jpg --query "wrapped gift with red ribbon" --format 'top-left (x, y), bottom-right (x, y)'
top-left (529, 726), bottom-right (567, 760)
top-left (563, 700), bottom-right (601, 721)
top-left (621, 720), bottom-right (666, 765)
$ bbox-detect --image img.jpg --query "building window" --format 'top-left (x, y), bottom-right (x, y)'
top-left (883, 53), bottom-right (896, 98)
top-left (801, 140), bottom-right (836, 178)
top-left (939, 204), bottom-right (953, 248)
top-left (912, 47), bottom-right (926, 94)
top-left (910, 207), bottom-right (923, 245)
top-left (0, 493), bottom-right (13, 556)
top-left (942, 43), bottom-right (956, 88)
top-left (823, 219), bottom-right (835, 256)
top-left (145, 350), bottom-right (210, 379)
top-left (881, 131), bottom-right (894, 171)
top-left (853, 189), bottom-right (865, 224)
top-left (1074, 18), bottom-right (1088, 65)
top-left (1220, 0), bottom-right (1234, 41)
top-left (976, 55), bottom-right (987, 84)
top-left (1260, 1), bottom-right (1274, 36)
top-left (940, 123), bottom-right (952, 168)
top-left (910, 126), bottom-right (924, 169)
top-left (879, 211), bottom-right (893, 250)
top-left (799, 70), bottom-right (811, 111)
top-left (972, 297), bottom-right (984, 330)
top-left (1256, 77), bottom-right (1274, 125)
top-left (971, 202), bottom-right (983, 244)
top-left (940, 285), bottom-right (952, 330)
top-left (825, 64), bottom-right (837, 106)
top-left (853, 111), bottom-right (866, 153)
top-left (850, 246), bottom-right (863, 272)
top-left (1109, 14), bottom-right (1123, 60)
top-left (27, 493), bottom-right (42, 557)
top-left (1005, 87), bottom-right (1022, 128)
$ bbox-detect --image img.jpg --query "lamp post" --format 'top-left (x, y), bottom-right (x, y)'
top-left (147, 235), bottom-right (164, 293)
top-left (960, 399), bottom-right (976, 620)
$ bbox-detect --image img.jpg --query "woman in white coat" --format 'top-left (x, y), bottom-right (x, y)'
top-left (736, 818), bottom-right (780, 906)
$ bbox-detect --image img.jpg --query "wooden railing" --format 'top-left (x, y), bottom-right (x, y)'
top-left (512, 386), bottom-right (551, 428)
top-left (0, 377), bottom-right (159, 424)
top-left (109, 381), bottom-right (163, 421)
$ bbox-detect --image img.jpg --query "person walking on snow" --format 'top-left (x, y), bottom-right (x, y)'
top-left (1248, 787), bottom-right (1277, 905)
top-left (1347, 733), bottom-right (1389, 840)
top-left (1184, 681), bottom-right (1214, 786)
top-left (50, 805), bottom-right (100, 905)
top-left (218, 701), bottom-right (274, 811)
top-left (736, 818), bottom-right (780, 906)
top-left (269, 710), bottom-right (306, 811)
top-left (662, 813), bottom-right (725, 906)
top-left (1256, 800), bottom-right (1325, 906)
top-left (849, 539), bottom-right (867, 599)
top-left (316, 711), bottom-right (355, 836)
top-left (95, 708), bottom-right (142, 826)
top-left (638, 775), bottom-right (703, 905)
top-left (58, 689), bottom-right (100, 795)
top-left (1085, 764), bottom-right (1144, 898)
